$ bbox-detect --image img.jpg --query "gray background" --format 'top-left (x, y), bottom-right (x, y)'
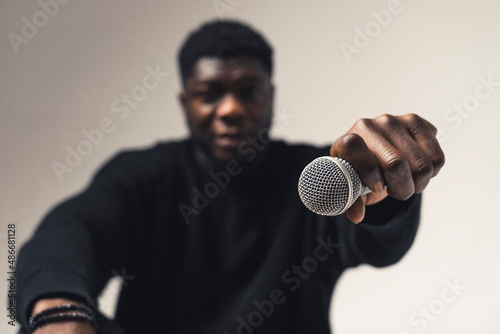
top-left (1, 0), bottom-right (499, 333)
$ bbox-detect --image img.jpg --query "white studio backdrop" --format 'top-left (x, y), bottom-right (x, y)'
top-left (1, 0), bottom-right (499, 333)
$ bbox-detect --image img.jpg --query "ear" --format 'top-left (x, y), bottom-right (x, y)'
top-left (178, 90), bottom-right (188, 114)
top-left (270, 83), bottom-right (275, 105)
top-left (268, 83), bottom-right (275, 110)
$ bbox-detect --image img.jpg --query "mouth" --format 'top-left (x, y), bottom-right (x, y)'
top-left (214, 133), bottom-right (246, 150)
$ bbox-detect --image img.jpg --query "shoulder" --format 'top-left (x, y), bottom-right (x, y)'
top-left (270, 140), bottom-right (330, 164)
top-left (92, 139), bottom-right (191, 183)
top-left (108, 139), bottom-right (188, 165)
top-left (259, 140), bottom-right (331, 181)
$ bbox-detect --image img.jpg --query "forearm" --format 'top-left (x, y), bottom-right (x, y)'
top-left (17, 194), bottom-right (131, 329)
top-left (16, 150), bottom-right (153, 332)
top-left (16, 212), bottom-right (102, 329)
top-left (338, 194), bottom-right (421, 268)
top-left (355, 194), bottom-right (421, 266)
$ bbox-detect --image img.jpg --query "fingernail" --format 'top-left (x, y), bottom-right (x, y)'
top-left (372, 180), bottom-right (384, 193)
top-left (347, 211), bottom-right (361, 224)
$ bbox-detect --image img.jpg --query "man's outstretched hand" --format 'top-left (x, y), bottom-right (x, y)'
top-left (329, 114), bottom-right (445, 223)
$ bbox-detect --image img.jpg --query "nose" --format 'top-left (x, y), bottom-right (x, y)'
top-left (215, 93), bottom-right (245, 124)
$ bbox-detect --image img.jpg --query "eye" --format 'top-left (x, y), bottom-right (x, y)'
top-left (240, 86), bottom-right (263, 100)
top-left (196, 88), bottom-right (221, 103)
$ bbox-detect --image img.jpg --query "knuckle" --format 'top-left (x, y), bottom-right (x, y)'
top-left (387, 182), bottom-right (414, 201)
top-left (405, 113), bottom-right (438, 137)
top-left (413, 158), bottom-right (434, 179)
top-left (406, 114), bottom-right (424, 128)
top-left (353, 118), bottom-right (374, 131)
top-left (405, 113), bottom-right (422, 124)
top-left (338, 133), bottom-right (365, 155)
top-left (385, 155), bottom-right (410, 177)
top-left (398, 189), bottom-right (414, 201)
top-left (364, 162), bottom-right (380, 178)
top-left (376, 113), bottom-right (398, 127)
top-left (384, 155), bottom-right (413, 200)
top-left (432, 152), bottom-right (446, 170)
top-left (407, 114), bottom-right (426, 131)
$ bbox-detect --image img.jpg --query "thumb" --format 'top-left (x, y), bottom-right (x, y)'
top-left (346, 195), bottom-right (367, 224)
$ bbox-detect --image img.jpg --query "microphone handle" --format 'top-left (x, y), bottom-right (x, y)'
top-left (360, 183), bottom-right (372, 196)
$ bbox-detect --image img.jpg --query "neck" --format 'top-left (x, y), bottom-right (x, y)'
top-left (191, 138), bottom-right (273, 178)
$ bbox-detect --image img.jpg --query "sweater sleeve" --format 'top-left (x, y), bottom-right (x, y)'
top-left (16, 150), bottom-right (153, 329)
top-left (336, 194), bottom-right (422, 268)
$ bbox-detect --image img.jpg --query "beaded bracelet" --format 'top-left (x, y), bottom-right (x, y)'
top-left (28, 304), bottom-right (97, 333)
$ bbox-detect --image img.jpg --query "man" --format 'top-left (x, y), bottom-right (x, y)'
top-left (16, 20), bottom-right (444, 333)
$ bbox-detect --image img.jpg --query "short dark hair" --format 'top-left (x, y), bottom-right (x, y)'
top-left (178, 20), bottom-right (273, 85)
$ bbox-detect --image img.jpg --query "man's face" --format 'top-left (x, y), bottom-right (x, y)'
top-left (180, 57), bottom-right (274, 164)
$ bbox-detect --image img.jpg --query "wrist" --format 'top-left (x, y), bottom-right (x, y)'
top-left (29, 298), bottom-right (97, 333)
top-left (32, 298), bottom-right (83, 316)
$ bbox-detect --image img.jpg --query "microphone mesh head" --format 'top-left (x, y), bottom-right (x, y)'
top-left (298, 156), bottom-right (362, 216)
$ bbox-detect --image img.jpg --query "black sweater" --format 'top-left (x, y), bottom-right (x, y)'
top-left (17, 139), bottom-right (421, 333)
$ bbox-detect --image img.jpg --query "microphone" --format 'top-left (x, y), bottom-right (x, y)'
top-left (297, 156), bottom-right (372, 216)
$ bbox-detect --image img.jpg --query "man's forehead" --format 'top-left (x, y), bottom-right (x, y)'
top-left (188, 57), bottom-right (269, 83)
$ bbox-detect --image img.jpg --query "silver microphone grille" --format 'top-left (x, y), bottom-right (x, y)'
top-left (298, 156), bottom-right (362, 216)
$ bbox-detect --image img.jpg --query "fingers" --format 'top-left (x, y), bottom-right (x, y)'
top-left (330, 133), bottom-right (385, 194)
top-left (346, 196), bottom-right (366, 224)
top-left (401, 114), bottom-right (446, 177)
top-left (370, 115), bottom-right (433, 197)
top-left (346, 191), bottom-right (388, 224)
top-left (330, 114), bottom-right (445, 218)
top-left (375, 114), bottom-right (444, 195)
top-left (331, 122), bottom-right (416, 200)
